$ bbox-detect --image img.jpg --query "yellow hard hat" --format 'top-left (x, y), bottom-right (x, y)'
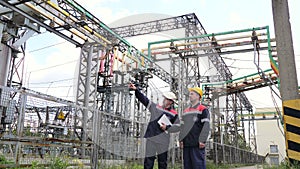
top-left (188, 87), bottom-right (203, 97)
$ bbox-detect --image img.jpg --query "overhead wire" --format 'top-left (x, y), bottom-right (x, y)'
top-left (148, 79), bottom-right (171, 102)
top-left (227, 66), bottom-right (255, 70)
top-left (232, 69), bottom-right (242, 77)
top-left (28, 41), bottom-right (67, 53)
top-left (25, 38), bottom-right (78, 89)
top-left (222, 54), bottom-right (300, 62)
top-left (28, 85), bottom-right (74, 88)
top-left (27, 59), bottom-right (78, 73)
top-left (253, 40), bottom-right (281, 99)
top-left (250, 38), bottom-right (284, 135)
top-left (249, 99), bottom-right (274, 107)
top-left (31, 30), bottom-right (48, 37)
top-left (270, 88), bottom-right (284, 136)
top-left (57, 95), bottom-right (74, 98)
top-left (29, 77), bottom-right (75, 85)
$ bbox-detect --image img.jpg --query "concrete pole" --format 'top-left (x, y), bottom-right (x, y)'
top-left (272, 0), bottom-right (300, 165)
top-left (272, 0), bottom-right (299, 100)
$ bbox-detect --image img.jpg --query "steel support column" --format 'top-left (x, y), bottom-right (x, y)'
top-left (15, 88), bottom-right (27, 166)
top-left (75, 42), bottom-right (101, 158)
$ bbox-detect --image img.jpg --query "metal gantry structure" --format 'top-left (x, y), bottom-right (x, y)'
top-left (0, 0), bottom-right (281, 168)
top-left (141, 25), bottom-right (279, 160)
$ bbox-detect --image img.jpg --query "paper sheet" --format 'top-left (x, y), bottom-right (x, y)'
top-left (158, 114), bottom-right (172, 126)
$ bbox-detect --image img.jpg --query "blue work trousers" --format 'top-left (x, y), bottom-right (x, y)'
top-left (144, 140), bottom-right (169, 169)
top-left (183, 147), bottom-right (206, 169)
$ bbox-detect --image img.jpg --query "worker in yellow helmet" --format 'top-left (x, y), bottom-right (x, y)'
top-left (179, 87), bottom-right (210, 169)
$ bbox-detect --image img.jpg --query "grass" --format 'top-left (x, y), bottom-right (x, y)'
top-left (101, 161), bottom-right (243, 169)
top-left (262, 161), bottom-right (300, 169)
top-left (0, 155), bottom-right (14, 165)
top-left (0, 154), bottom-right (299, 169)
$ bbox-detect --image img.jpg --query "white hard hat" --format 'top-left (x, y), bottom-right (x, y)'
top-left (163, 92), bottom-right (177, 101)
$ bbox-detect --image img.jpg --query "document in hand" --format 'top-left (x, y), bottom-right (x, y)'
top-left (158, 114), bottom-right (172, 126)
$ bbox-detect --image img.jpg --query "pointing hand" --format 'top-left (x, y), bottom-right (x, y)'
top-left (128, 83), bottom-right (137, 90)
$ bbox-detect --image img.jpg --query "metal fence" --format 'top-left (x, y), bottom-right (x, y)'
top-left (0, 85), bottom-right (265, 168)
top-left (206, 141), bottom-right (265, 164)
top-left (166, 141), bottom-right (265, 167)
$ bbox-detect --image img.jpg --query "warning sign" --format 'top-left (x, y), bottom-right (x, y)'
top-left (57, 110), bottom-right (65, 120)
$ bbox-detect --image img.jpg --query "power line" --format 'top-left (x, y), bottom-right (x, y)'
top-left (29, 78), bottom-right (75, 85)
top-left (222, 55), bottom-right (300, 62)
top-left (28, 85), bottom-right (74, 88)
top-left (28, 41), bottom-right (67, 53)
top-left (57, 95), bottom-right (75, 98)
top-left (227, 66), bottom-right (256, 70)
top-left (28, 59), bottom-right (78, 72)
top-left (222, 56), bottom-right (269, 62)
top-left (31, 30), bottom-right (48, 37)
top-left (249, 99), bottom-right (275, 107)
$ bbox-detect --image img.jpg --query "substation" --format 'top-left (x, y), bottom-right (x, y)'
top-left (0, 0), bottom-right (299, 168)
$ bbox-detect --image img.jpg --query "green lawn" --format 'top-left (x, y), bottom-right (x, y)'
top-left (1, 154), bottom-right (299, 169)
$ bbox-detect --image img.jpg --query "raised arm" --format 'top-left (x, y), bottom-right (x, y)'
top-left (129, 83), bottom-right (150, 107)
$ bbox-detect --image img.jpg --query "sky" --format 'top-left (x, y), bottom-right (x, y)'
top-left (24, 0), bottom-right (300, 109)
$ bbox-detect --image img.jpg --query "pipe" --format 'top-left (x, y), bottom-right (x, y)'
top-left (39, 0), bottom-right (149, 69)
top-left (144, 32), bottom-right (268, 52)
top-left (228, 75), bottom-right (277, 89)
top-left (0, 1), bottom-right (81, 47)
top-left (63, 0), bottom-right (151, 62)
top-left (147, 26), bottom-right (268, 58)
top-left (175, 33), bottom-right (266, 46)
top-left (24, 2), bottom-right (88, 42)
top-left (266, 26), bottom-right (279, 76)
top-left (231, 73), bottom-right (277, 85)
top-left (203, 69), bottom-right (274, 87)
top-left (32, 0), bottom-right (149, 68)
top-left (150, 26), bottom-right (268, 45)
top-left (144, 39), bottom-right (274, 56)
top-left (44, 1), bottom-right (111, 45)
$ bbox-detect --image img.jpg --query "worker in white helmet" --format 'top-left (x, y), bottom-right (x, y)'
top-left (129, 83), bottom-right (179, 169)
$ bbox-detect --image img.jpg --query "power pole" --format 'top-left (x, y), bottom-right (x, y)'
top-left (272, 0), bottom-right (300, 165)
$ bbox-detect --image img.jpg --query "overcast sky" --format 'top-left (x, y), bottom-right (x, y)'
top-left (24, 0), bottom-right (300, 108)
